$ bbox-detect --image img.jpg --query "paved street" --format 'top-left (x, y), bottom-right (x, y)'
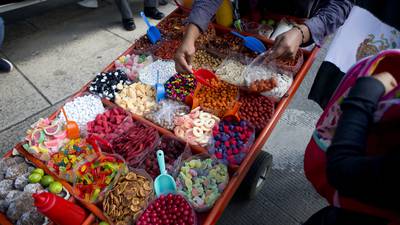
top-left (0, 1), bottom-right (328, 224)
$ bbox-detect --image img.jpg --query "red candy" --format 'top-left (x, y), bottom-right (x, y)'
top-left (137, 194), bottom-right (196, 225)
top-left (87, 108), bottom-right (128, 144)
top-left (141, 137), bottom-right (186, 179)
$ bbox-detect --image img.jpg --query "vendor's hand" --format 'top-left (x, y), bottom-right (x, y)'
top-left (373, 72), bottom-right (398, 95)
top-left (175, 24), bottom-right (201, 73)
top-left (175, 41), bottom-right (196, 73)
top-left (269, 25), bottom-right (310, 59)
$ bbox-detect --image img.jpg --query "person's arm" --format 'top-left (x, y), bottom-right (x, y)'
top-left (175, 0), bottom-right (223, 73)
top-left (187, 0), bottom-right (223, 33)
top-left (326, 73), bottom-right (399, 209)
top-left (304, 0), bottom-right (353, 46)
top-left (270, 0), bottom-right (352, 59)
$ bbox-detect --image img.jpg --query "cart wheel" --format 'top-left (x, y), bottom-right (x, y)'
top-left (236, 151), bottom-right (272, 200)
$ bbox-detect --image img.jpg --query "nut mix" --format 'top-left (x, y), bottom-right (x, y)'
top-left (132, 36), bottom-right (155, 54)
top-left (249, 77), bottom-right (278, 92)
top-left (192, 49), bottom-right (222, 71)
top-left (153, 39), bottom-right (182, 60)
top-left (239, 93), bottom-right (275, 131)
top-left (103, 171), bottom-right (153, 224)
top-left (195, 79), bottom-right (239, 117)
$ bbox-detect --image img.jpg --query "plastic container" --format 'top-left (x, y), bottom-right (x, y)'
top-left (208, 117), bottom-right (256, 166)
top-left (191, 80), bottom-right (240, 118)
top-left (136, 194), bottom-right (197, 225)
top-left (102, 169), bottom-right (154, 225)
top-left (176, 154), bottom-right (229, 212)
top-left (140, 135), bottom-right (192, 179)
top-left (72, 152), bottom-right (128, 204)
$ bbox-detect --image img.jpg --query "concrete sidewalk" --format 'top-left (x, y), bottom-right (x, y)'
top-left (0, 1), bottom-right (327, 224)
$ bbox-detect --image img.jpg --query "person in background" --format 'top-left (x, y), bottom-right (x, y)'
top-left (78, 0), bottom-right (167, 31)
top-left (0, 17), bottom-right (13, 73)
top-left (115, 0), bottom-right (168, 31)
top-left (174, 0), bottom-right (353, 73)
top-left (304, 72), bottom-right (399, 225)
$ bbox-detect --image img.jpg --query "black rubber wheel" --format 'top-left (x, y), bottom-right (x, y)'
top-left (236, 151), bottom-right (273, 200)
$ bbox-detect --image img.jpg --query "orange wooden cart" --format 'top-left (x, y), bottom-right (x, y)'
top-left (0, 7), bottom-right (319, 225)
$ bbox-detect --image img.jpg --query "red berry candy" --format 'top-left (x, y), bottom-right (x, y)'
top-left (137, 194), bottom-right (196, 225)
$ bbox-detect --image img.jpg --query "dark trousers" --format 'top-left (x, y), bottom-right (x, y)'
top-left (304, 206), bottom-right (389, 225)
top-left (115, 0), bottom-right (158, 19)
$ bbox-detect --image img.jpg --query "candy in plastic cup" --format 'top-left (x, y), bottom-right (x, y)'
top-left (154, 150), bottom-right (177, 197)
top-left (61, 107), bottom-right (80, 139)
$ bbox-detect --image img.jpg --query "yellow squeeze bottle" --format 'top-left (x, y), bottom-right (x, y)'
top-left (216, 0), bottom-right (233, 27)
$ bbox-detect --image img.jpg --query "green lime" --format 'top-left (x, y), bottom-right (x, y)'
top-left (32, 168), bottom-right (45, 177)
top-left (40, 175), bottom-right (54, 187)
top-left (49, 181), bottom-right (63, 194)
top-left (28, 173), bottom-right (42, 183)
top-left (99, 222), bottom-right (109, 225)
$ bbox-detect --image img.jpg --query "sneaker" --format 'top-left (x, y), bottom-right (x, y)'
top-left (0, 58), bottom-right (13, 73)
top-left (77, 0), bottom-right (98, 8)
top-left (144, 7), bottom-right (165, 20)
top-left (122, 18), bottom-right (136, 31)
top-left (159, 0), bottom-right (168, 6)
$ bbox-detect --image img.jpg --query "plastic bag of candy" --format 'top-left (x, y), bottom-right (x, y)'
top-left (47, 138), bottom-right (96, 182)
top-left (208, 117), bottom-right (255, 166)
top-left (72, 151), bottom-right (127, 203)
top-left (176, 154), bottom-right (229, 212)
top-left (109, 118), bottom-right (160, 169)
top-left (140, 135), bottom-right (192, 179)
top-left (23, 118), bottom-right (68, 162)
top-left (103, 169), bottom-right (154, 225)
top-left (144, 99), bottom-right (190, 130)
top-left (242, 52), bottom-right (294, 99)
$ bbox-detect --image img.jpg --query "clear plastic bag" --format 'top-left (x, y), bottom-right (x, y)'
top-left (110, 117), bottom-right (160, 169)
top-left (103, 169), bottom-right (154, 225)
top-left (215, 53), bottom-right (251, 86)
top-left (144, 99), bottom-right (190, 130)
top-left (242, 52), bottom-right (294, 99)
top-left (208, 117), bottom-right (255, 166)
top-left (176, 154), bottom-right (229, 212)
top-left (140, 135), bottom-right (192, 179)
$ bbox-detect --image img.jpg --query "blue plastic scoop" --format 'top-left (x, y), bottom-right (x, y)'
top-left (154, 150), bottom-right (177, 197)
top-left (140, 11), bottom-right (161, 44)
top-left (231, 31), bottom-right (266, 54)
top-left (155, 71), bottom-right (166, 103)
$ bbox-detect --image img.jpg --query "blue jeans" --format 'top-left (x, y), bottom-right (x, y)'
top-left (0, 17), bottom-right (4, 48)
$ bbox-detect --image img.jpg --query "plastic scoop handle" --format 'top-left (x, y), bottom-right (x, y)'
top-left (231, 31), bottom-right (246, 40)
top-left (157, 150), bottom-right (167, 175)
top-left (140, 11), bottom-right (152, 28)
top-left (61, 107), bottom-right (70, 122)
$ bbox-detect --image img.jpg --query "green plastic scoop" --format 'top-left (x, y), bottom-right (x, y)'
top-left (154, 150), bottom-right (177, 197)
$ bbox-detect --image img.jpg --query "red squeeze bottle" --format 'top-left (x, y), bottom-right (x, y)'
top-left (33, 192), bottom-right (87, 225)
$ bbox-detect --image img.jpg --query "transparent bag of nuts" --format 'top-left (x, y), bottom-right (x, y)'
top-left (242, 52), bottom-right (294, 100)
top-left (191, 48), bottom-right (223, 72)
top-left (215, 53), bottom-right (253, 86)
top-left (102, 169), bottom-right (155, 225)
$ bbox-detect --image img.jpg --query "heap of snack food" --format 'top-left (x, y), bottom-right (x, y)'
top-left (1, 11), bottom-right (308, 225)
